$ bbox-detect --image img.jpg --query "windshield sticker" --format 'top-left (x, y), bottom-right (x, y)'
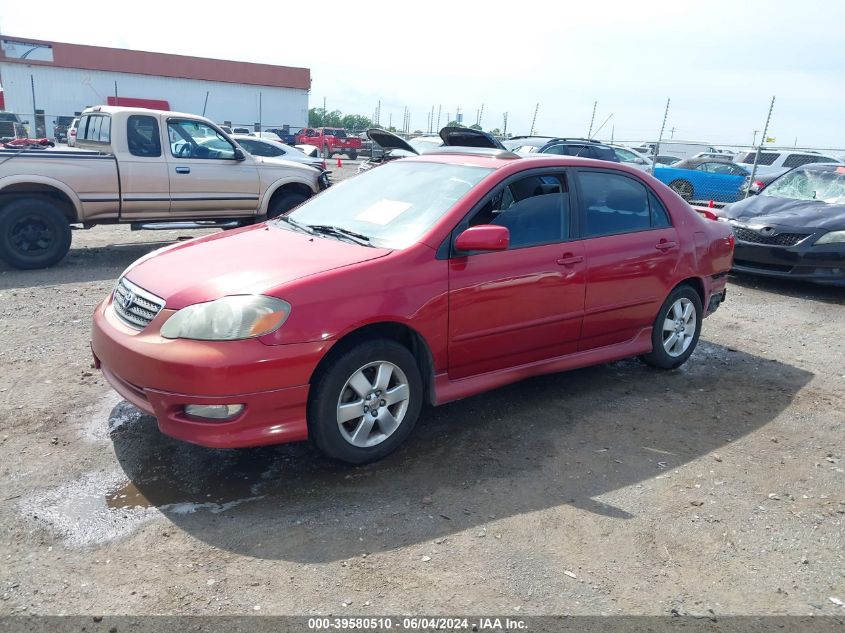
top-left (355, 199), bottom-right (412, 225)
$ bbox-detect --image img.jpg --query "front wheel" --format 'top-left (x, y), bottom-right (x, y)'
top-left (640, 285), bottom-right (702, 370)
top-left (308, 339), bottom-right (423, 464)
top-left (267, 191), bottom-right (309, 219)
top-left (0, 198), bottom-right (72, 269)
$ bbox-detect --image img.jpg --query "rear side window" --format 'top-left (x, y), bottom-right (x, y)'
top-left (592, 146), bottom-right (618, 161)
top-left (579, 171), bottom-right (661, 237)
top-left (782, 154), bottom-right (836, 168)
top-left (126, 115), bottom-right (161, 157)
top-left (79, 114), bottom-right (111, 143)
top-left (735, 151), bottom-right (777, 166)
top-left (649, 192), bottom-right (672, 228)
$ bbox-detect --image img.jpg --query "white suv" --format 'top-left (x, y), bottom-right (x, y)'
top-left (734, 149), bottom-right (843, 176)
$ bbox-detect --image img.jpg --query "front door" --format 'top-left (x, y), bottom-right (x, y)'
top-left (575, 169), bottom-right (681, 350)
top-left (165, 118), bottom-right (260, 216)
top-left (448, 170), bottom-right (586, 379)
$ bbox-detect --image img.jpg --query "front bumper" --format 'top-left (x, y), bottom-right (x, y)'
top-left (732, 241), bottom-right (845, 287)
top-left (91, 296), bottom-right (332, 448)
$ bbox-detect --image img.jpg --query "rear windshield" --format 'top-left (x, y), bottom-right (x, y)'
top-left (325, 128), bottom-right (347, 138)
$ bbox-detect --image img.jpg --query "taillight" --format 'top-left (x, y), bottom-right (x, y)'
top-left (700, 209), bottom-right (718, 221)
top-left (754, 180), bottom-right (764, 189)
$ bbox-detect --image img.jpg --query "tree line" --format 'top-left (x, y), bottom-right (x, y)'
top-left (308, 107), bottom-right (504, 136)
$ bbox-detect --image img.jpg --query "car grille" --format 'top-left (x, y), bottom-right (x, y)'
top-left (731, 226), bottom-right (810, 247)
top-left (112, 277), bottom-right (165, 329)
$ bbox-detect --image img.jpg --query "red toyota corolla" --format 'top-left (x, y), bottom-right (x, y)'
top-left (92, 148), bottom-right (734, 464)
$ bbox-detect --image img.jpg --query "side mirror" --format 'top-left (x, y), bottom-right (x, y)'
top-left (455, 225), bottom-right (510, 252)
top-left (233, 148), bottom-right (246, 161)
top-left (635, 158), bottom-right (647, 165)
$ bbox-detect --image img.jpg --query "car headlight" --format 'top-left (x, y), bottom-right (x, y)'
top-left (160, 295), bottom-right (291, 341)
top-left (815, 230), bottom-right (845, 245)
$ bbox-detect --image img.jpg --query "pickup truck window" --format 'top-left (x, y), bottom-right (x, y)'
top-left (127, 115), bottom-right (161, 157)
top-left (79, 114), bottom-right (111, 143)
top-left (167, 119), bottom-right (236, 160)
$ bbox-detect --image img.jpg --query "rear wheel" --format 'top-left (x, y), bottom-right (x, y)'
top-left (308, 339), bottom-right (423, 464)
top-left (348, 150), bottom-right (358, 160)
top-left (669, 179), bottom-right (694, 201)
top-left (0, 198), bottom-right (72, 269)
top-left (641, 285), bottom-right (702, 369)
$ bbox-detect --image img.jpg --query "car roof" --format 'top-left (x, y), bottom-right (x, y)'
top-left (407, 150), bottom-right (645, 175)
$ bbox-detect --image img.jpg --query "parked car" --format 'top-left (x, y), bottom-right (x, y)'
top-left (217, 124), bottom-right (233, 135)
top-left (357, 128), bottom-right (443, 173)
top-left (296, 127), bottom-right (362, 159)
top-left (635, 141), bottom-right (719, 161)
top-left (91, 146), bottom-right (733, 464)
top-left (2, 137), bottom-right (55, 149)
top-left (66, 117), bottom-right (80, 147)
top-left (265, 128), bottom-right (298, 145)
top-left (232, 127), bottom-right (253, 135)
top-left (53, 116), bottom-right (75, 143)
top-left (733, 149), bottom-right (843, 177)
top-left (610, 145), bottom-right (653, 171)
top-left (0, 105), bottom-right (327, 269)
top-left (719, 163), bottom-right (845, 286)
top-left (652, 157), bottom-right (750, 202)
top-left (232, 135), bottom-right (327, 171)
top-left (692, 151), bottom-right (735, 161)
top-left (654, 155), bottom-right (682, 167)
top-left (503, 136), bottom-right (620, 162)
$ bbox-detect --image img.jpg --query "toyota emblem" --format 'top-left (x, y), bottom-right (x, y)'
top-left (121, 291), bottom-right (135, 309)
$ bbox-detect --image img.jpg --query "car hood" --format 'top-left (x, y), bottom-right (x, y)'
top-left (366, 128), bottom-right (418, 154)
top-left (439, 126), bottom-right (505, 149)
top-left (123, 224), bottom-right (391, 309)
top-left (723, 195), bottom-right (845, 230)
top-left (254, 156), bottom-right (321, 171)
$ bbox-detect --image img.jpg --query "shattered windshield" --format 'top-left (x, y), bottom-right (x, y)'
top-left (763, 167), bottom-right (845, 204)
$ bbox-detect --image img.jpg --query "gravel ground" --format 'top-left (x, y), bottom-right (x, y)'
top-left (0, 171), bottom-right (843, 617)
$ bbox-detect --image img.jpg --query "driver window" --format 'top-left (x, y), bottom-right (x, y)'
top-left (467, 174), bottom-right (568, 249)
top-left (167, 119), bottom-right (236, 160)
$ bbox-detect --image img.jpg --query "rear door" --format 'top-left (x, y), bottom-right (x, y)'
top-left (575, 169), bottom-right (680, 351)
top-left (447, 169), bottom-right (586, 379)
top-left (119, 114), bottom-right (170, 219)
top-left (165, 118), bottom-right (260, 216)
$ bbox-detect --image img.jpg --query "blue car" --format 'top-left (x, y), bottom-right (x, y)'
top-left (653, 158), bottom-right (750, 203)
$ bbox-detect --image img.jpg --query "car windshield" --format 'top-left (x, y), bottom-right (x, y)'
top-left (763, 167), bottom-right (845, 204)
top-left (280, 160), bottom-right (492, 248)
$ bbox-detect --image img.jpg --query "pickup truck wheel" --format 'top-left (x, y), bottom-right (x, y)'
top-left (268, 192), bottom-right (309, 219)
top-left (348, 150), bottom-right (358, 160)
top-left (0, 198), bottom-right (72, 269)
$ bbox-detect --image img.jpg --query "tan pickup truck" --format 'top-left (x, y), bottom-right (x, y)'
top-left (0, 106), bottom-right (328, 269)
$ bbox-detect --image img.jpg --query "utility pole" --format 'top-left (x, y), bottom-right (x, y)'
top-left (529, 103), bottom-right (539, 136)
top-left (436, 105), bottom-right (441, 131)
top-left (751, 130), bottom-right (759, 146)
top-left (746, 96), bottom-right (776, 198)
top-left (650, 98), bottom-right (671, 175)
top-left (202, 91), bottom-right (209, 116)
top-left (323, 96), bottom-right (326, 116)
top-left (114, 81), bottom-right (118, 106)
top-left (456, 106), bottom-right (462, 125)
top-left (611, 124), bottom-right (615, 144)
top-left (669, 126), bottom-right (676, 139)
top-left (430, 105), bottom-right (435, 133)
top-left (587, 100), bottom-right (597, 138)
top-left (30, 74), bottom-right (37, 138)
top-left (503, 112), bottom-right (508, 138)
top-left (478, 103), bottom-right (484, 128)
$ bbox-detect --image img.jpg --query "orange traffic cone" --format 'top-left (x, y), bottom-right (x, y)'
top-left (336, 157), bottom-right (342, 168)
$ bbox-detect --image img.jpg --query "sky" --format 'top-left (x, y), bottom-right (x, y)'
top-left (1, 0), bottom-right (843, 149)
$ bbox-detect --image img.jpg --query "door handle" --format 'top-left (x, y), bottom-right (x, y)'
top-left (556, 254), bottom-right (584, 266)
top-left (655, 240), bottom-right (677, 251)
top-left (175, 167), bottom-right (191, 174)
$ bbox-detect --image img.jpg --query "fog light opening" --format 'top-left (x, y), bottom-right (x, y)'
top-left (184, 404), bottom-right (245, 421)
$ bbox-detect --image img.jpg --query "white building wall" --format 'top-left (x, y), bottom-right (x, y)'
top-left (0, 62), bottom-right (309, 137)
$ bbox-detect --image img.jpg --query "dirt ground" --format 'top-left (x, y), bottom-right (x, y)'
top-left (0, 169), bottom-right (843, 616)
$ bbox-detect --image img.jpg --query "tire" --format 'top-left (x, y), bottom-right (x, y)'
top-left (308, 339), bottom-right (423, 464)
top-left (348, 150), bottom-right (358, 160)
top-left (323, 144), bottom-right (331, 159)
top-left (0, 198), bottom-right (72, 269)
top-left (267, 191), bottom-right (309, 219)
top-left (640, 284), bottom-right (703, 370)
top-left (669, 179), bottom-right (694, 202)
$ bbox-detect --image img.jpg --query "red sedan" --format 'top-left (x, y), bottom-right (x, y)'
top-left (92, 148), bottom-right (734, 464)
